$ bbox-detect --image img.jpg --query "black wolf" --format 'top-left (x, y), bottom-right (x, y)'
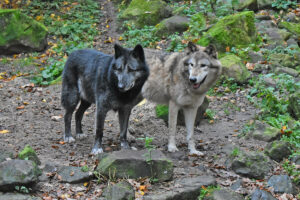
top-left (61, 44), bottom-right (149, 154)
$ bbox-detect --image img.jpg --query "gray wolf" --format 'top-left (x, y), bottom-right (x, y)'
top-left (142, 42), bottom-right (222, 155)
top-left (61, 44), bottom-right (149, 154)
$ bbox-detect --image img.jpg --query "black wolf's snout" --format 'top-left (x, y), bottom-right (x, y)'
top-left (118, 82), bottom-right (126, 92)
top-left (189, 77), bottom-right (197, 83)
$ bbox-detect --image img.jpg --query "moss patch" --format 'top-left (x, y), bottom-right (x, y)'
top-left (155, 104), bottom-right (169, 122)
top-left (18, 144), bottom-right (41, 165)
top-left (198, 11), bottom-right (257, 52)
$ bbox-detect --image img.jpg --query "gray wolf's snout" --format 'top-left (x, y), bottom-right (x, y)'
top-left (189, 77), bottom-right (197, 83)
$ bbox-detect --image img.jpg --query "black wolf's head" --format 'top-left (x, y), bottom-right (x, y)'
top-left (111, 44), bottom-right (149, 93)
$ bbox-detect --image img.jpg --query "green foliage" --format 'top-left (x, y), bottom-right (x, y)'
top-left (272, 0), bottom-right (297, 10)
top-left (198, 185), bottom-right (220, 200)
top-left (81, 165), bottom-right (89, 172)
top-left (205, 109), bottom-right (215, 120)
top-left (166, 33), bottom-right (187, 52)
top-left (248, 73), bottom-right (300, 149)
top-left (155, 104), bottom-right (169, 120)
top-left (21, 0), bottom-right (100, 85)
top-left (186, 13), bottom-right (206, 38)
top-left (231, 147), bottom-right (240, 157)
top-left (282, 159), bottom-right (300, 184)
top-left (15, 185), bottom-right (31, 193)
top-left (122, 23), bottom-right (159, 48)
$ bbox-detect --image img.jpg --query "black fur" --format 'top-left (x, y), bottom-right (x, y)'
top-left (61, 44), bottom-right (149, 154)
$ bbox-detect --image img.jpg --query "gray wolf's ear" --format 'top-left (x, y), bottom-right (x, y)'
top-left (131, 44), bottom-right (145, 62)
top-left (204, 44), bottom-right (217, 59)
top-left (187, 42), bottom-right (199, 54)
top-left (114, 43), bottom-right (125, 59)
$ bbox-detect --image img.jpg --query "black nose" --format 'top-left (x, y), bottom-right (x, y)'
top-left (189, 78), bottom-right (197, 83)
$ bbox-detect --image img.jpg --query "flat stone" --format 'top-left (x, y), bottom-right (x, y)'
top-left (104, 181), bottom-right (135, 200)
top-left (251, 188), bottom-right (277, 200)
top-left (211, 188), bottom-right (244, 200)
top-left (96, 150), bottom-right (173, 182)
top-left (0, 192), bottom-right (41, 200)
top-left (250, 121), bottom-right (280, 142)
top-left (57, 166), bottom-right (93, 184)
top-left (267, 175), bottom-right (295, 194)
top-left (0, 160), bottom-right (41, 192)
top-left (143, 175), bottom-right (216, 200)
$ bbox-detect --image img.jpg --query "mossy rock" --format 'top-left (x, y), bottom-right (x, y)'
top-left (0, 9), bottom-right (48, 55)
top-left (198, 11), bottom-right (258, 52)
top-left (279, 21), bottom-right (300, 37)
top-left (154, 16), bottom-right (189, 37)
top-left (155, 96), bottom-right (209, 126)
top-left (265, 141), bottom-right (292, 162)
top-left (18, 145), bottom-right (41, 166)
top-left (288, 90), bottom-right (300, 120)
top-left (118, 0), bottom-right (172, 28)
top-left (268, 53), bottom-right (300, 69)
top-left (220, 54), bottom-right (250, 84)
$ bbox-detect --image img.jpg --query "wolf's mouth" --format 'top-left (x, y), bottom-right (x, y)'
top-left (192, 75), bottom-right (207, 89)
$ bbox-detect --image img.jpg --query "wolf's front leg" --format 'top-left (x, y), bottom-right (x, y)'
top-left (118, 106), bottom-right (131, 149)
top-left (183, 107), bottom-right (204, 156)
top-left (91, 103), bottom-right (108, 155)
top-left (168, 101), bottom-right (179, 152)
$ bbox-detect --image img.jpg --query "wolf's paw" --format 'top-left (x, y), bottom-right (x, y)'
top-left (76, 133), bottom-right (87, 140)
top-left (121, 141), bottom-right (130, 149)
top-left (64, 136), bottom-right (75, 143)
top-left (168, 144), bottom-right (179, 152)
top-left (91, 147), bottom-right (104, 155)
top-left (189, 149), bottom-right (204, 156)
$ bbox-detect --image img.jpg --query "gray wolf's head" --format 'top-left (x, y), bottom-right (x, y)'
top-left (183, 42), bottom-right (222, 91)
top-left (112, 44), bottom-right (149, 92)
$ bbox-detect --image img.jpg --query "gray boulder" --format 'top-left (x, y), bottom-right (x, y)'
top-left (144, 175), bottom-right (216, 200)
top-left (57, 165), bottom-right (93, 184)
top-left (96, 150), bottom-right (173, 182)
top-left (0, 160), bottom-right (41, 191)
top-left (154, 16), bottom-right (189, 37)
top-left (265, 141), bottom-right (292, 162)
top-left (104, 181), bottom-right (135, 200)
top-left (275, 67), bottom-right (299, 77)
top-left (251, 188), bottom-right (277, 200)
top-left (267, 175), bottom-right (295, 194)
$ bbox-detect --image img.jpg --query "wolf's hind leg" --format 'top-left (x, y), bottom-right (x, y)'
top-left (118, 107), bottom-right (131, 149)
top-left (62, 86), bottom-right (79, 143)
top-left (168, 101), bottom-right (179, 152)
top-left (183, 107), bottom-right (204, 156)
top-left (75, 99), bottom-right (91, 140)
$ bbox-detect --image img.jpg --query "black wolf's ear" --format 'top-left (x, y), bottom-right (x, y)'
top-left (187, 42), bottom-right (199, 54)
top-left (204, 44), bottom-right (217, 59)
top-left (131, 44), bottom-right (145, 62)
top-left (114, 43), bottom-right (124, 59)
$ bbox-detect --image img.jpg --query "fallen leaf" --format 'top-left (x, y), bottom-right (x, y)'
top-left (70, 171), bottom-right (74, 176)
top-left (51, 145), bottom-right (59, 149)
top-left (118, 36), bottom-right (123, 41)
top-left (0, 130), bottom-right (10, 134)
top-left (226, 46), bottom-right (230, 52)
top-left (83, 182), bottom-right (89, 187)
top-left (16, 105), bottom-right (25, 110)
top-left (51, 115), bottom-right (63, 121)
top-left (137, 98), bottom-right (147, 106)
top-left (23, 102), bottom-right (29, 105)
top-left (59, 141), bottom-right (65, 145)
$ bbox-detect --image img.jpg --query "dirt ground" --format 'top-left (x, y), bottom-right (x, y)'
top-left (0, 0), bottom-right (280, 199)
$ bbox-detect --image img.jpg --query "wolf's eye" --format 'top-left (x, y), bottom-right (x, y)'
top-left (189, 63), bottom-right (194, 67)
top-left (128, 65), bottom-right (138, 72)
top-left (201, 64), bottom-right (207, 68)
top-left (113, 64), bottom-right (122, 71)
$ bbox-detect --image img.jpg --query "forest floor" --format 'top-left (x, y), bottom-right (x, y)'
top-left (0, 0), bottom-right (292, 199)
